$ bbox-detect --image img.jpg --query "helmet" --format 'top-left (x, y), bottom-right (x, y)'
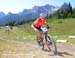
top-left (40, 13), bottom-right (45, 18)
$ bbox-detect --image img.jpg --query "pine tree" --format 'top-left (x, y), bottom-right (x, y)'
top-left (66, 2), bottom-right (73, 18)
top-left (72, 8), bottom-right (75, 18)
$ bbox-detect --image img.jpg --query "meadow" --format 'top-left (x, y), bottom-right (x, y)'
top-left (0, 18), bottom-right (75, 58)
top-left (0, 18), bottom-right (75, 44)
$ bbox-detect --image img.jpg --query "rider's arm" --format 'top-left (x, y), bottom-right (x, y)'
top-left (31, 23), bottom-right (38, 32)
top-left (45, 22), bottom-right (50, 29)
top-left (44, 19), bottom-right (50, 29)
top-left (31, 19), bottom-right (39, 32)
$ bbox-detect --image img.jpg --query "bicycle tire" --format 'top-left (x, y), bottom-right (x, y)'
top-left (36, 37), bottom-right (44, 46)
top-left (46, 35), bottom-right (57, 54)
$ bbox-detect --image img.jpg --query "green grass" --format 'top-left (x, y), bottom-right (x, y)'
top-left (13, 18), bottom-right (75, 36)
top-left (48, 18), bottom-right (75, 35)
top-left (53, 35), bottom-right (75, 44)
top-left (0, 18), bottom-right (75, 44)
top-left (0, 18), bottom-right (75, 58)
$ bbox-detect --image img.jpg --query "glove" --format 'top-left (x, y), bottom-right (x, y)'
top-left (47, 26), bottom-right (50, 29)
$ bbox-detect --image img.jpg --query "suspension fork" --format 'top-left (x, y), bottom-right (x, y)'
top-left (44, 34), bottom-right (51, 51)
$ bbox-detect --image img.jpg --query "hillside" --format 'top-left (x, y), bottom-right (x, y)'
top-left (47, 18), bottom-right (75, 35)
top-left (0, 18), bottom-right (75, 44)
top-left (15, 18), bottom-right (75, 36)
top-left (0, 18), bottom-right (75, 58)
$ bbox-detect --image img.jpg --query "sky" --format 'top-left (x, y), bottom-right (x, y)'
top-left (0, 0), bottom-right (75, 14)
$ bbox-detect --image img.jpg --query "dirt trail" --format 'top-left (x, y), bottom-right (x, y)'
top-left (0, 38), bottom-right (75, 58)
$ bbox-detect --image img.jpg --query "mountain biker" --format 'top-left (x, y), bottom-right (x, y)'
top-left (31, 13), bottom-right (51, 50)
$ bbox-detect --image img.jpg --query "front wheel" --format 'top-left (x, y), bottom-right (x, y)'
top-left (46, 35), bottom-right (57, 54)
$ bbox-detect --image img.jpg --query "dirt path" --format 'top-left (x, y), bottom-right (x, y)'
top-left (0, 38), bottom-right (75, 58)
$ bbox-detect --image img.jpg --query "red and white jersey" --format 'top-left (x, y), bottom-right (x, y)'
top-left (34, 17), bottom-right (46, 27)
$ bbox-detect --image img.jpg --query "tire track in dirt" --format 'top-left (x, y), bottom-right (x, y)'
top-left (0, 38), bottom-right (75, 58)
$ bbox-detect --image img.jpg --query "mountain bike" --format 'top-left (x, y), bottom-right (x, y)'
top-left (37, 27), bottom-right (57, 54)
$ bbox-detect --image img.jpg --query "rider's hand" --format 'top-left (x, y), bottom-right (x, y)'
top-left (35, 29), bottom-right (39, 33)
top-left (47, 26), bottom-right (50, 29)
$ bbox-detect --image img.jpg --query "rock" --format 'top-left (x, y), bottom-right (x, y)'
top-left (68, 36), bottom-right (75, 39)
top-left (56, 40), bottom-right (68, 43)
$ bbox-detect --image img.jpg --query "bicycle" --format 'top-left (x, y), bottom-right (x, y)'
top-left (36, 27), bottom-right (57, 54)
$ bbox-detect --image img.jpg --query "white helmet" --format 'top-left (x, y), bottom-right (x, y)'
top-left (40, 13), bottom-right (45, 18)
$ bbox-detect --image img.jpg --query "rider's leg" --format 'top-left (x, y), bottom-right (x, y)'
top-left (37, 32), bottom-right (44, 50)
top-left (46, 41), bottom-right (51, 51)
top-left (31, 25), bottom-right (42, 41)
top-left (37, 32), bottom-right (41, 41)
top-left (31, 25), bottom-right (44, 49)
top-left (31, 25), bottom-right (41, 41)
top-left (41, 33), bottom-right (44, 50)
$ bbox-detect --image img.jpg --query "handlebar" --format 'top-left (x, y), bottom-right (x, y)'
top-left (41, 27), bottom-right (48, 33)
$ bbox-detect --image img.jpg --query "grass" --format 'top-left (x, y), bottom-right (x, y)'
top-left (0, 26), bottom-right (36, 43)
top-left (0, 18), bottom-right (75, 44)
top-left (0, 18), bottom-right (75, 58)
top-left (48, 18), bottom-right (75, 35)
top-left (53, 35), bottom-right (75, 44)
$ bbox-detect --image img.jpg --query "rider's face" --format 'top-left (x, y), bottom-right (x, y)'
top-left (40, 16), bottom-right (45, 19)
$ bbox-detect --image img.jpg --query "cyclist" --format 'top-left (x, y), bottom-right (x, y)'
top-left (31, 13), bottom-right (51, 51)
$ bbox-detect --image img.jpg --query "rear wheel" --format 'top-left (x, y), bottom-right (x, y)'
top-left (36, 37), bottom-right (44, 49)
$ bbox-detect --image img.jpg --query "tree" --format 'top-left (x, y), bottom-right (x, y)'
top-left (72, 8), bottom-right (75, 18)
top-left (65, 2), bottom-right (73, 18)
top-left (51, 2), bottom-right (73, 19)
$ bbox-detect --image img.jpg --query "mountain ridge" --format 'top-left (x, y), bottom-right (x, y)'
top-left (0, 3), bottom-right (68, 25)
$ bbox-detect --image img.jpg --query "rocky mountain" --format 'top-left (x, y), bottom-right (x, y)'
top-left (0, 12), bottom-right (5, 18)
top-left (0, 3), bottom-right (69, 25)
top-left (60, 2), bottom-right (68, 10)
top-left (20, 4), bottom-right (58, 19)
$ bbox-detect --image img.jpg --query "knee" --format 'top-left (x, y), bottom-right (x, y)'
top-left (37, 33), bottom-right (41, 37)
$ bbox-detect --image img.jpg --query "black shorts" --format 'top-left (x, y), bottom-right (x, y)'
top-left (34, 25), bottom-right (42, 32)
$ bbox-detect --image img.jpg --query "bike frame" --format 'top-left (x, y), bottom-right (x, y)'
top-left (41, 27), bottom-right (57, 54)
top-left (41, 27), bottom-right (49, 41)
